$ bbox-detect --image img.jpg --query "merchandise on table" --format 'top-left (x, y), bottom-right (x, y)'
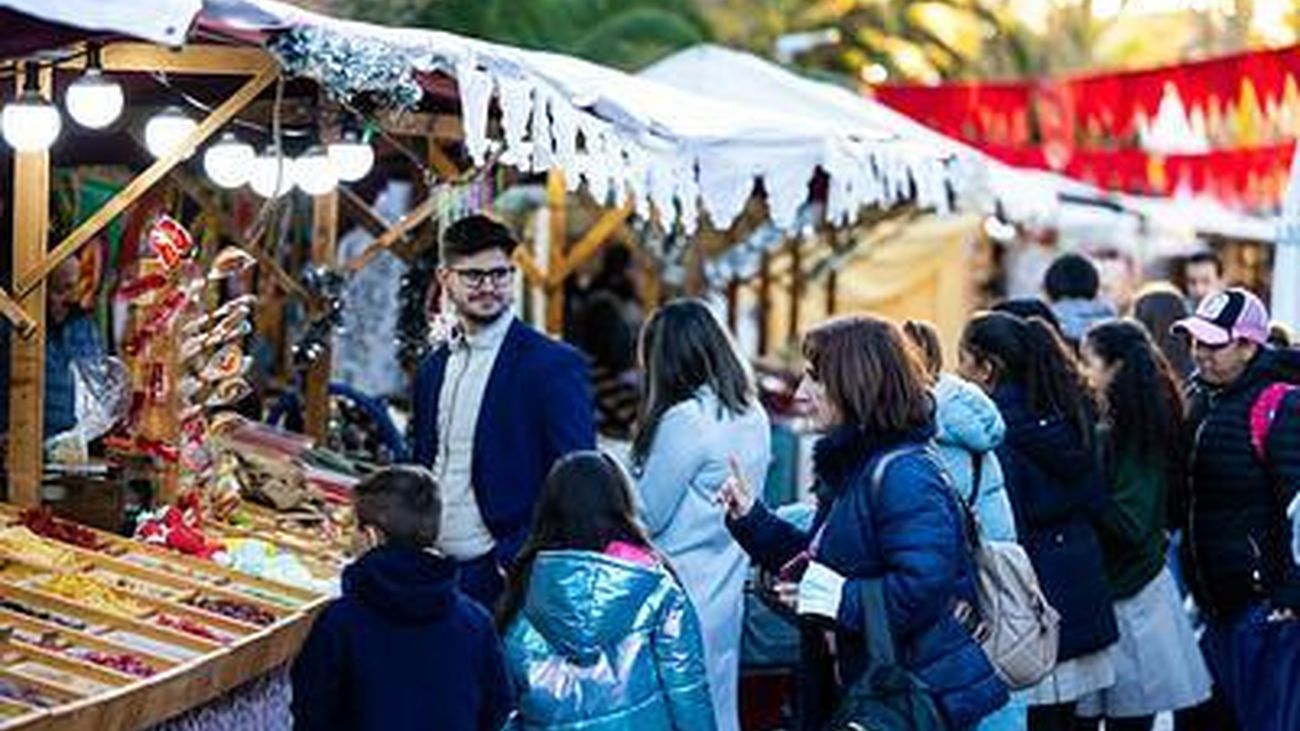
top-left (100, 630), bottom-right (203, 663)
top-left (20, 508), bottom-right (107, 551)
top-left (0, 526), bottom-right (82, 570)
top-left (188, 596), bottom-right (276, 627)
top-left (154, 612), bottom-right (235, 644)
top-left (8, 659), bottom-right (115, 695)
top-left (72, 649), bottom-right (157, 678)
top-left (0, 599), bottom-right (90, 632)
top-left (35, 574), bottom-right (152, 619)
top-left (0, 678), bottom-right (55, 708)
top-left (88, 568), bottom-right (186, 603)
top-left (217, 537), bottom-right (338, 595)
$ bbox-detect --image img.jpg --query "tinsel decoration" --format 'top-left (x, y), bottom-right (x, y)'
top-left (396, 254), bottom-right (438, 371)
top-left (269, 27), bottom-right (425, 109)
top-left (291, 266), bottom-right (347, 368)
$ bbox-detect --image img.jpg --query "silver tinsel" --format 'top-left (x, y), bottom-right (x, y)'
top-left (270, 27), bottom-right (425, 109)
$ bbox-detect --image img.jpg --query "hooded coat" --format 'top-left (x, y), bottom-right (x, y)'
top-left (502, 551), bottom-right (716, 731)
top-left (291, 546), bottom-right (512, 731)
top-left (933, 374), bottom-right (1017, 543)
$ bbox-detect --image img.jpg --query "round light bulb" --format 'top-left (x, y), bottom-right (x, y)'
top-left (249, 148), bottom-right (297, 198)
top-left (2, 91), bottom-right (62, 152)
top-left (203, 133), bottom-right (255, 189)
top-left (65, 69), bottom-right (124, 129)
top-left (295, 146), bottom-right (339, 196)
top-left (327, 132), bottom-right (374, 182)
top-left (144, 107), bottom-right (197, 159)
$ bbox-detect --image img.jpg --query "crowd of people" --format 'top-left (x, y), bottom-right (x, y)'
top-left (290, 215), bottom-right (1300, 731)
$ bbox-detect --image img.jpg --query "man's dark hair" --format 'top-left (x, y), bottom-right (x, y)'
top-left (440, 214), bottom-right (518, 264)
top-left (1043, 253), bottom-right (1101, 302)
top-left (1185, 250), bottom-right (1224, 277)
top-left (354, 466), bottom-right (441, 550)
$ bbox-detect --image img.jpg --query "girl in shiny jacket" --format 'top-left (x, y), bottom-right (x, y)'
top-left (498, 451), bottom-right (715, 731)
top-left (959, 312), bottom-right (1119, 731)
top-left (718, 315), bottom-right (1008, 731)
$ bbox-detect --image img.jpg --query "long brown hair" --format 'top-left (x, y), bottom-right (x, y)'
top-left (496, 451), bottom-right (656, 630)
top-left (803, 315), bottom-right (933, 435)
top-left (632, 299), bottom-right (755, 468)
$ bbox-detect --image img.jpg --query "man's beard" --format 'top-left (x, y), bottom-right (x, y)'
top-left (459, 303), bottom-right (508, 328)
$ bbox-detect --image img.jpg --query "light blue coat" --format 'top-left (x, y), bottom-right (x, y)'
top-left (933, 374), bottom-right (1025, 731)
top-left (503, 551), bottom-right (716, 731)
top-left (633, 389), bottom-right (770, 731)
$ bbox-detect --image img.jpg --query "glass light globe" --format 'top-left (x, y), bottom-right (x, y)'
top-left (144, 107), bottom-right (197, 159)
top-left (203, 133), bottom-right (255, 189)
top-left (327, 131), bottom-right (374, 182)
top-left (65, 69), bottom-right (124, 129)
top-left (2, 92), bottom-right (62, 152)
top-left (294, 146), bottom-right (339, 196)
top-left (249, 148), bottom-right (296, 198)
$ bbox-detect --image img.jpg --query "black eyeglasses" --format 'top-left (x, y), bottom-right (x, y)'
top-left (449, 265), bottom-right (516, 288)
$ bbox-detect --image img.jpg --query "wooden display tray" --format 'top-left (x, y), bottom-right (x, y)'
top-left (0, 506), bottom-right (335, 730)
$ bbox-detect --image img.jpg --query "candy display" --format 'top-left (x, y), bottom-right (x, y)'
top-left (148, 216), bottom-right (195, 270)
top-left (9, 660), bottom-right (115, 695)
top-left (154, 613), bottom-right (234, 644)
top-left (73, 650), bottom-right (157, 679)
top-left (208, 246), bottom-right (257, 280)
top-left (89, 569), bottom-right (186, 603)
top-left (218, 538), bottom-right (337, 595)
top-left (19, 508), bottom-right (106, 551)
top-left (135, 504), bottom-right (226, 560)
top-left (0, 678), bottom-right (54, 708)
top-left (36, 575), bottom-right (152, 619)
top-left (100, 630), bottom-right (202, 663)
top-left (189, 596), bottom-right (276, 627)
top-left (0, 527), bottom-right (81, 570)
top-left (206, 377), bottom-right (252, 408)
top-left (0, 599), bottom-right (89, 632)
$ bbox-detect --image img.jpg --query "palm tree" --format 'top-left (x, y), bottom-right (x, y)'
top-left (331, 0), bottom-right (712, 70)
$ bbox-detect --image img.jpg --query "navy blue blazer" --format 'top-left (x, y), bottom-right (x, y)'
top-left (410, 319), bottom-right (596, 561)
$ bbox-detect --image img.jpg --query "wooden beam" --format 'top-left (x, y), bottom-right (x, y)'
top-left (7, 64), bottom-right (52, 505)
top-left (305, 192), bottom-right (339, 441)
top-left (97, 43), bottom-right (272, 75)
top-left (375, 111), bottom-right (464, 141)
top-left (346, 193), bottom-right (440, 273)
top-left (788, 240), bottom-right (802, 347)
top-left (757, 252), bottom-right (771, 357)
top-left (514, 249), bottom-right (547, 287)
top-left (0, 288), bottom-right (36, 338)
top-left (17, 60), bottom-right (279, 297)
top-left (426, 140), bottom-right (461, 180)
top-left (827, 269), bottom-right (838, 316)
top-left (338, 187), bottom-right (391, 238)
top-left (550, 201), bottom-right (633, 286)
top-left (545, 170), bottom-right (567, 335)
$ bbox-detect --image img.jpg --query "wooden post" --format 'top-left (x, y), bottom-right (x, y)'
top-left (305, 191), bottom-right (339, 442)
top-left (788, 240), bottom-right (803, 347)
top-left (827, 269), bottom-right (839, 316)
top-left (6, 63), bottom-right (52, 505)
top-left (726, 278), bottom-right (740, 333)
top-left (545, 170), bottom-right (567, 335)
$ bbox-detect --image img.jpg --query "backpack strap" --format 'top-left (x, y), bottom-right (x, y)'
top-left (1251, 383), bottom-right (1298, 462)
top-left (969, 451), bottom-right (985, 507)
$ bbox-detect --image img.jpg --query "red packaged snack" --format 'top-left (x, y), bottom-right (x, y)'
top-left (148, 216), bottom-right (194, 270)
top-left (117, 272), bottom-right (169, 301)
top-left (208, 247), bottom-right (256, 280)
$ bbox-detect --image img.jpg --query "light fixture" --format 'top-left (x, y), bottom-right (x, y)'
top-left (65, 45), bottom-right (124, 129)
top-left (144, 106), bottom-right (197, 159)
top-left (326, 128), bottom-right (374, 182)
top-left (203, 132), bottom-right (255, 189)
top-left (249, 146), bottom-right (296, 198)
top-left (294, 145), bottom-right (339, 196)
top-left (2, 64), bottom-right (62, 152)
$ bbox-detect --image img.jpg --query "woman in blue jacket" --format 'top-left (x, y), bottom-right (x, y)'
top-left (718, 315), bottom-right (1008, 731)
top-left (959, 311), bottom-right (1119, 731)
top-left (631, 299), bottom-right (770, 731)
top-left (499, 451), bottom-right (715, 731)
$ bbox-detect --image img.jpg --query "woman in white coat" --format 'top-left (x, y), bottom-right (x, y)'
top-left (631, 299), bottom-right (770, 731)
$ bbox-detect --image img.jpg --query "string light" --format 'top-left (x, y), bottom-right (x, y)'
top-left (144, 106), bottom-right (197, 158)
top-left (2, 64), bottom-right (61, 152)
top-left (327, 128), bottom-right (374, 182)
top-left (65, 45), bottom-right (124, 129)
top-left (203, 132), bottom-right (255, 189)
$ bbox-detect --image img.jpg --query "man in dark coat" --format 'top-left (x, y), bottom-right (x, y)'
top-left (1174, 287), bottom-right (1300, 731)
top-left (410, 215), bottom-right (595, 609)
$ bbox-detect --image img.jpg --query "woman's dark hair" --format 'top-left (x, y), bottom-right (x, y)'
top-left (902, 319), bottom-right (944, 378)
top-left (961, 311), bottom-right (1093, 439)
top-left (497, 451), bottom-right (653, 628)
top-left (440, 214), bottom-right (518, 264)
top-left (1082, 320), bottom-right (1185, 465)
top-left (354, 465), bottom-right (442, 550)
top-left (991, 297), bottom-right (1062, 336)
top-left (1044, 253), bottom-right (1100, 301)
top-left (1133, 289), bottom-right (1194, 379)
top-left (631, 299), bottom-right (754, 468)
top-left (803, 315), bottom-right (933, 435)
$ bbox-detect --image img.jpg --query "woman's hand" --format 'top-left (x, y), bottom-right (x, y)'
top-left (715, 455), bottom-right (756, 520)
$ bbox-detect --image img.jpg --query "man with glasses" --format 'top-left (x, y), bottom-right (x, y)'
top-left (410, 215), bottom-right (595, 608)
top-left (1172, 288), bottom-right (1300, 730)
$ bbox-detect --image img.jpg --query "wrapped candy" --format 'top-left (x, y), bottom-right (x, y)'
top-left (207, 378), bottom-right (252, 408)
top-left (134, 503), bottom-right (225, 560)
top-left (208, 247), bottom-right (257, 280)
top-left (148, 216), bottom-right (195, 270)
top-left (200, 343), bottom-right (249, 383)
top-left (117, 272), bottom-right (169, 301)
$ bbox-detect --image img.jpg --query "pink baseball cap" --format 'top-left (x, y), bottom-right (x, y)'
top-left (1173, 288), bottom-right (1270, 346)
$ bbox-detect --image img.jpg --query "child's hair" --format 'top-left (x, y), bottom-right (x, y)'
top-left (902, 319), bottom-right (944, 378)
top-left (354, 466), bottom-right (442, 550)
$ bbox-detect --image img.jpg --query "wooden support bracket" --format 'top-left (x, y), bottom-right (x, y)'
top-left (17, 60), bottom-right (280, 297)
top-left (346, 193), bottom-right (440, 273)
top-left (549, 201), bottom-right (633, 286)
top-left (0, 288), bottom-right (37, 338)
top-left (338, 187), bottom-right (391, 238)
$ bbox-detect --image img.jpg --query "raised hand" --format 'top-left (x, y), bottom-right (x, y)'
top-left (714, 455), bottom-right (756, 521)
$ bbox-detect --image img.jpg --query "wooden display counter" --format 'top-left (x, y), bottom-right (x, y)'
top-left (0, 505), bottom-right (335, 730)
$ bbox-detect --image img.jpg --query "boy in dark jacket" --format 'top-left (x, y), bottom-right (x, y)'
top-left (291, 466), bottom-right (513, 731)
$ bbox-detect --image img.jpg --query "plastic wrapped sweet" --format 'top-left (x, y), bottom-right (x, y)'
top-left (149, 216), bottom-right (195, 270)
top-left (199, 343), bottom-right (249, 383)
top-left (217, 538), bottom-right (337, 595)
top-left (135, 503), bottom-right (225, 560)
top-left (208, 247), bottom-right (257, 280)
top-left (36, 574), bottom-right (151, 618)
top-left (206, 378), bottom-right (252, 408)
top-left (0, 526), bottom-right (81, 570)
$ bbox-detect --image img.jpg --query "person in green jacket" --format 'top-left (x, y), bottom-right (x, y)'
top-left (1075, 320), bottom-right (1212, 730)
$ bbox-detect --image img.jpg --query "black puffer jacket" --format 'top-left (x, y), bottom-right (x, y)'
top-left (1179, 347), bottom-right (1300, 618)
